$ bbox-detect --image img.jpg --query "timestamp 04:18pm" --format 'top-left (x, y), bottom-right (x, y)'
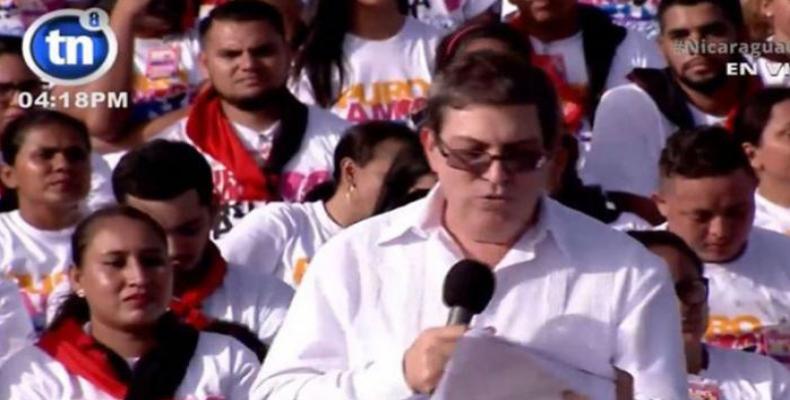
top-left (17, 91), bottom-right (129, 109)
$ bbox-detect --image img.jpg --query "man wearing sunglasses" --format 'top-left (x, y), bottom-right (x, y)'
top-left (655, 126), bottom-right (790, 367)
top-left (629, 229), bottom-right (790, 398)
top-left (254, 51), bottom-right (687, 399)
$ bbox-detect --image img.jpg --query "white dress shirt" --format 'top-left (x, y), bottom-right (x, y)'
top-left (251, 186), bottom-right (688, 400)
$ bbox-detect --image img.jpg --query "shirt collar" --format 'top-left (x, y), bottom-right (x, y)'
top-left (377, 184), bottom-right (570, 266)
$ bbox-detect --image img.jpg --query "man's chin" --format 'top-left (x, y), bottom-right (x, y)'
top-left (679, 72), bottom-right (728, 95)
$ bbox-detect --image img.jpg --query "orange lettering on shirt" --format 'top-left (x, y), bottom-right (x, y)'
top-left (5, 272), bottom-right (66, 296)
top-left (336, 84), bottom-right (364, 109)
top-left (706, 314), bottom-right (763, 337)
top-left (293, 258), bottom-right (309, 286)
top-left (409, 79), bottom-right (431, 97)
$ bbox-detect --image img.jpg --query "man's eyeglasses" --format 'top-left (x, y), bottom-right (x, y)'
top-left (435, 136), bottom-right (547, 175)
top-left (0, 80), bottom-right (46, 102)
top-left (676, 277), bottom-right (709, 306)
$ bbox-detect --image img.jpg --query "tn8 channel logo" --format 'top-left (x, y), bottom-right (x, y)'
top-left (22, 8), bottom-right (117, 86)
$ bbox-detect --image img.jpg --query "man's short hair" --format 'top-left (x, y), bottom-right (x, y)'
top-left (657, 0), bottom-right (743, 31)
top-left (199, 0), bottom-right (286, 42)
top-left (422, 51), bottom-right (561, 150)
top-left (112, 139), bottom-right (214, 207)
top-left (627, 230), bottom-right (704, 275)
top-left (659, 125), bottom-right (755, 181)
top-left (733, 87), bottom-right (790, 146)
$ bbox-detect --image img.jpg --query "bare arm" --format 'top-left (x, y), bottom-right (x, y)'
top-left (51, 0), bottom-right (153, 146)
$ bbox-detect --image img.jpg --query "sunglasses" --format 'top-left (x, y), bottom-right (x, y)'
top-left (436, 136), bottom-right (547, 175)
top-left (676, 277), bottom-right (709, 306)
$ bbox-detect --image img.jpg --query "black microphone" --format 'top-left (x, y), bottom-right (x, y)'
top-left (443, 260), bottom-right (496, 325)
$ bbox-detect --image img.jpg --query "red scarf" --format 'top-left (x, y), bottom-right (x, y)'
top-left (185, 89), bottom-right (279, 202)
top-left (38, 318), bottom-right (128, 398)
top-left (169, 244), bottom-right (228, 330)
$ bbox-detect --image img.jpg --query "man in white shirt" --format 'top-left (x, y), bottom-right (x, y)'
top-left (584, 0), bottom-right (758, 197)
top-left (654, 125), bottom-right (790, 365)
top-left (505, 0), bottom-right (665, 138)
top-left (252, 52), bottom-right (688, 399)
top-left (111, 139), bottom-right (294, 346)
top-left (152, 0), bottom-right (348, 239)
top-left (733, 88), bottom-right (790, 236)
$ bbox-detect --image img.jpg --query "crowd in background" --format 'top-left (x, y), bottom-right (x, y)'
top-left (0, 0), bottom-right (789, 398)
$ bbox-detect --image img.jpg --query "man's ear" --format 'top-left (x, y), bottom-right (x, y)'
top-left (198, 51), bottom-right (210, 79)
top-left (420, 128), bottom-right (441, 173)
top-left (0, 164), bottom-right (18, 189)
top-left (652, 190), bottom-right (670, 219)
top-left (742, 142), bottom-right (763, 172)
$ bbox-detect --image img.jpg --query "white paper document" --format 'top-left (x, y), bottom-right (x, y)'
top-left (432, 331), bottom-right (616, 400)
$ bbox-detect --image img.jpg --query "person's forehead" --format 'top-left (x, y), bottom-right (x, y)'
top-left (205, 19), bottom-right (283, 45)
top-left (440, 104), bottom-right (544, 145)
top-left (767, 100), bottom-right (790, 127)
top-left (667, 173), bottom-right (755, 205)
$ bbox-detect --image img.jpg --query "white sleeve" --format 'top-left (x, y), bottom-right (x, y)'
top-left (613, 250), bottom-right (688, 400)
top-left (249, 242), bottom-right (413, 400)
top-left (254, 277), bottom-right (294, 346)
top-left (583, 85), bottom-right (666, 197)
top-left (218, 205), bottom-right (292, 279)
top-left (0, 280), bottom-right (33, 367)
top-left (0, 350), bottom-right (59, 400)
top-left (228, 338), bottom-right (262, 400)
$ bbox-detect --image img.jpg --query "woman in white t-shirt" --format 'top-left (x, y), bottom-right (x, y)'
top-left (290, 0), bottom-right (442, 123)
top-left (734, 88), bottom-right (790, 236)
top-left (0, 206), bottom-right (259, 399)
top-left (0, 110), bottom-right (92, 333)
top-left (218, 121), bottom-right (427, 287)
top-left (628, 230), bottom-right (790, 399)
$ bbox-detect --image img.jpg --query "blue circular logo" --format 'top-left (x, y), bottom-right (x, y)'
top-left (23, 9), bottom-right (117, 86)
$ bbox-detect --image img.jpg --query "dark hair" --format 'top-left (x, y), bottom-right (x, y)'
top-left (51, 205), bottom-right (168, 330)
top-left (0, 35), bottom-right (22, 57)
top-left (627, 230), bottom-right (704, 275)
top-left (658, 0), bottom-right (743, 31)
top-left (435, 22), bottom-right (532, 72)
top-left (112, 140), bottom-right (214, 207)
top-left (199, 0), bottom-right (286, 43)
top-left (659, 125), bottom-right (756, 181)
top-left (552, 135), bottom-right (622, 223)
top-left (423, 51), bottom-right (561, 150)
top-left (204, 320), bottom-right (267, 361)
top-left (373, 137), bottom-right (432, 214)
top-left (0, 109), bottom-right (91, 164)
top-left (292, 0), bottom-right (407, 108)
top-left (733, 87), bottom-right (790, 146)
top-left (304, 121), bottom-right (419, 201)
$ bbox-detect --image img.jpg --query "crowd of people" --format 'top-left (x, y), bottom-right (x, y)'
top-left (0, 0), bottom-right (790, 398)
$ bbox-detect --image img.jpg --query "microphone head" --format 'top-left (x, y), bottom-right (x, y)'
top-left (442, 259), bottom-right (496, 314)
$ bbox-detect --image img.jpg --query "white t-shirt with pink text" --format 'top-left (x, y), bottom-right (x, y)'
top-left (291, 17), bottom-right (441, 124)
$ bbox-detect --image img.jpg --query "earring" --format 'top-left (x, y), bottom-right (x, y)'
top-left (346, 184), bottom-right (356, 201)
top-left (76, 289), bottom-right (85, 298)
